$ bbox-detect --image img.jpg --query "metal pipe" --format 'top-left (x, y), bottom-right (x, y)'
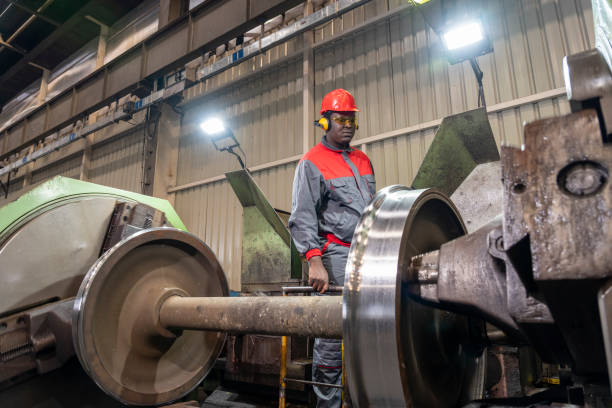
top-left (279, 335), bottom-right (287, 407)
top-left (487, 329), bottom-right (510, 344)
top-left (342, 341), bottom-right (346, 407)
top-left (159, 296), bottom-right (343, 338)
top-left (284, 378), bottom-right (344, 389)
top-left (282, 285), bottom-right (343, 294)
top-left (279, 291), bottom-right (288, 408)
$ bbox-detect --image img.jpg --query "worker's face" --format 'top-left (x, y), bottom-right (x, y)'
top-left (327, 111), bottom-right (357, 148)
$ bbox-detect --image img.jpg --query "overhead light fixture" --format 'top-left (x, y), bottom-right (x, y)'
top-left (412, 0), bottom-right (432, 4)
top-left (200, 117), bottom-right (226, 135)
top-left (443, 21), bottom-right (484, 51)
top-left (440, 18), bottom-right (492, 107)
top-left (200, 117), bottom-right (247, 170)
top-left (441, 19), bottom-right (492, 65)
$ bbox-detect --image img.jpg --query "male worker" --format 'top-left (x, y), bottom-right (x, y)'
top-left (289, 89), bottom-right (376, 407)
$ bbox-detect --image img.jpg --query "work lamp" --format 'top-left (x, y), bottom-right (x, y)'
top-left (200, 117), bottom-right (247, 169)
top-left (442, 19), bottom-right (492, 64)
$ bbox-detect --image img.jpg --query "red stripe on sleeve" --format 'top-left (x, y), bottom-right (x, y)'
top-left (305, 248), bottom-right (322, 260)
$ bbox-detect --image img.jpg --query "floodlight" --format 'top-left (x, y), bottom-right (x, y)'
top-left (441, 18), bottom-right (492, 65)
top-left (200, 117), bottom-right (247, 169)
top-left (443, 22), bottom-right (484, 51)
top-left (418, 10), bottom-right (492, 107)
top-left (200, 117), bottom-right (226, 135)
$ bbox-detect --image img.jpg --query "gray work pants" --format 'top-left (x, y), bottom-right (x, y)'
top-left (313, 242), bottom-right (349, 408)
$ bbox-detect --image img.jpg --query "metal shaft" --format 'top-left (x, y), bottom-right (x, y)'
top-left (159, 295), bottom-right (343, 338)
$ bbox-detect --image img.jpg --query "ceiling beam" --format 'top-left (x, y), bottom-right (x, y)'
top-left (0, 33), bottom-right (27, 54)
top-left (1, 0), bottom-right (54, 49)
top-left (0, 1), bottom-right (91, 88)
top-left (10, 1), bottom-right (61, 26)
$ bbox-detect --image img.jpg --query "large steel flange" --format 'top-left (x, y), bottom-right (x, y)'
top-left (73, 228), bottom-right (228, 406)
top-left (344, 187), bottom-right (485, 407)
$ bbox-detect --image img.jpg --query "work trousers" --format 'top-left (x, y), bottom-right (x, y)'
top-left (313, 242), bottom-right (349, 408)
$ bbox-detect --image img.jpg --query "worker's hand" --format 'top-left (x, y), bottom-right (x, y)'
top-left (308, 256), bottom-right (329, 294)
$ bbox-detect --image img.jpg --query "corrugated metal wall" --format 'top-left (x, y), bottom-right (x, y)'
top-left (30, 154), bottom-right (82, 185)
top-left (0, 176), bottom-right (26, 204)
top-left (0, 120), bottom-right (146, 207)
top-left (89, 127), bottom-right (145, 193)
top-left (0, 153), bottom-right (83, 206)
top-left (178, 59), bottom-right (304, 185)
top-left (366, 94), bottom-right (573, 187)
top-left (175, 0), bottom-right (595, 291)
top-left (313, 0), bottom-right (592, 146)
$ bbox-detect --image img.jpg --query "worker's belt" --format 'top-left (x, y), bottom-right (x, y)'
top-left (322, 233), bottom-right (351, 253)
top-left (304, 234), bottom-right (351, 260)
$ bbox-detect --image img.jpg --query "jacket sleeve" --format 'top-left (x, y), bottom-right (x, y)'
top-left (289, 160), bottom-right (324, 260)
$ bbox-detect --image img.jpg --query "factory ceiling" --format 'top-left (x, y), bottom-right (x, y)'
top-left (0, 0), bottom-right (142, 108)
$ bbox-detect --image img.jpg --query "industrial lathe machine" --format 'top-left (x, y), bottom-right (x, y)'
top-left (2, 25), bottom-right (612, 408)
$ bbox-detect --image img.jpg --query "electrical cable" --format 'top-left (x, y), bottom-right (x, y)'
top-left (237, 144), bottom-right (248, 168)
top-left (470, 57), bottom-right (486, 108)
top-left (227, 147), bottom-right (246, 170)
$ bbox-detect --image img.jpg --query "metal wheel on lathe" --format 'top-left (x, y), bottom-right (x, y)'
top-left (72, 228), bottom-right (228, 406)
top-left (343, 186), bottom-right (485, 407)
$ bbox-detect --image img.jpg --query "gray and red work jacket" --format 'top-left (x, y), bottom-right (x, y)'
top-left (289, 136), bottom-right (376, 260)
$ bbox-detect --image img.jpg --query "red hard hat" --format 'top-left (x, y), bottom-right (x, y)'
top-left (320, 88), bottom-right (359, 115)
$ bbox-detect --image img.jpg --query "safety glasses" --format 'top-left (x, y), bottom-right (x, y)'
top-left (331, 116), bottom-right (358, 128)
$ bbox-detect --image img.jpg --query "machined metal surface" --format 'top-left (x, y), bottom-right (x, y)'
top-left (73, 228), bottom-right (228, 406)
top-left (344, 186), bottom-right (484, 407)
top-left (503, 109), bottom-right (612, 280)
top-left (0, 176), bottom-right (186, 317)
top-left (0, 197), bottom-right (116, 315)
top-left (564, 49), bottom-right (612, 103)
top-left (407, 216), bottom-right (521, 338)
top-left (451, 162), bottom-right (503, 233)
top-left (563, 49), bottom-right (612, 138)
top-left (160, 295), bottom-right (342, 338)
top-left (502, 109), bottom-right (611, 373)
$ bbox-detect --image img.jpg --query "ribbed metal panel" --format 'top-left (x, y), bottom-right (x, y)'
top-left (89, 128), bottom-right (145, 193)
top-left (251, 162), bottom-right (297, 212)
top-left (368, 94), bottom-right (571, 187)
top-left (0, 176), bottom-right (25, 206)
top-left (0, 153), bottom-right (83, 206)
top-left (178, 59), bottom-right (303, 185)
top-left (313, 0), bottom-right (593, 146)
top-left (488, 95), bottom-right (571, 147)
top-left (30, 154), bottom-right (83, 185)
